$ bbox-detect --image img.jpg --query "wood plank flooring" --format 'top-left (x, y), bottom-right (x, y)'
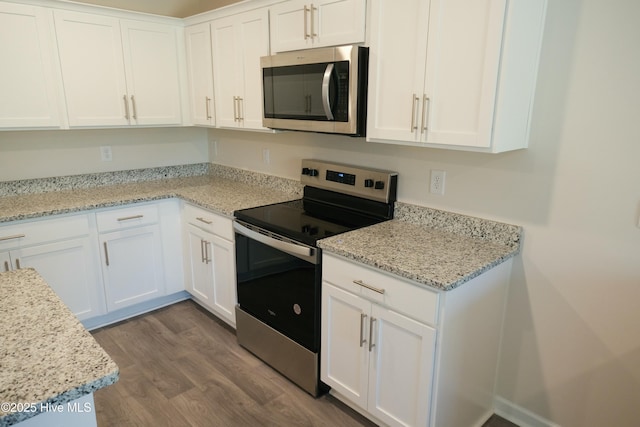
top-left (91, 300), bottom-right (516, 426)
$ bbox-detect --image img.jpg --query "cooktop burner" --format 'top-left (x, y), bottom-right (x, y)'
top-left (234, 160), bottom-right (398, 247)
top-left (234, 199), bottom-right (370, 246)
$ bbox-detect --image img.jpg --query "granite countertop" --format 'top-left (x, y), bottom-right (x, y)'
top-left (0, 269), bottom-right (119, 426)
top-left (318, 202), bottom-right (522, 291)
top-left (0, 165), bottom-right (302, 224)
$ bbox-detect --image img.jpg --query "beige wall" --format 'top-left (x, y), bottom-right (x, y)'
top-left (207, 1), bottom-right (640, 425)
top-left (0, 0), bottom-right (638, 425)
top-left (0, 127), bottom-right (209, 181)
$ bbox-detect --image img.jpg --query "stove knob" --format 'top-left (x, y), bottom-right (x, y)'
top-left (364, 179), bottom-right (374, 188)
top-left (309, 169), bottom-right (319, 177)
top-left (301, 167), bottom-right (311, 175)
top-left (374, 180), bottom-right (385, 190)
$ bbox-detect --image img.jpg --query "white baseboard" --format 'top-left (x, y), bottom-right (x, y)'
top-left (494, 396), bottom-right (562, 427)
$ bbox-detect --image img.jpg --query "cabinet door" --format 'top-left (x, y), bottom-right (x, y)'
top-left (212, 9), bottom-right (269, 130)
top-left (185, 224), bottom-right (215, 303)
top-left (422, 0), bottom-right (506, 148)
top-left (99, 225), bottom-right (165, 311)
top-left (13, 238), bottom-right (105, 321)
top-left (120, 20), bottom-right (183, 125)
top-left (211, 16), bottom-right (240, 128)
top-left (321, 282), bottom-right (371, 410)
top-left (366, 0), bottom-right (431, 143)
top-left (313, 0), bottom-right (366, 48)
top-left (209, 234), bottom-right (237, 325)
top-left (54, 10), bottom-right (129, 127)
top-left (0, 3), bottom-right (61, 128)
top-left (368, 304), bottom-right (436, 427)
top-left (184, 23), bottom-right (215, 126)
top-left (236, 8), bottom-right (270, 130)
top-left (269, 1), bottom-right (308, 53)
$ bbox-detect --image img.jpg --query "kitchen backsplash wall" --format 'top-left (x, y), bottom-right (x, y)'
top-left (0, 127), bottom-right (209, 182)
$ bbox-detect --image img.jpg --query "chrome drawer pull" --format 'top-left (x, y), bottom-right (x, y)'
top-left (117, 214), bottom-right (144, 222)
top-left (196, 217), bottom-right (213, 225)
top-left (369, 317), bottom-right (376, 352)
top-left (15, 259), bottom-right (21, 269)
top-left (3, 261), bottom-right (9, 272)
top-left (359, 313), bottom-right (367, 347)
top-left (353, 280), bottom-right (385, 295)
top-left (0, 234), bottom-right (26, 242)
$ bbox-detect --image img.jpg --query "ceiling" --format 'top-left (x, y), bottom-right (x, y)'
top-left (72, 0), bottom-right (243, 18)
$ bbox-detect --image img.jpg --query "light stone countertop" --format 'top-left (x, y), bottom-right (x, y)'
top-left (318, 202), bottom-right (522, 291)
top-left (0, 269), bottom-right (119, 426)
top-left (0, 169), bottom-right (302, 224)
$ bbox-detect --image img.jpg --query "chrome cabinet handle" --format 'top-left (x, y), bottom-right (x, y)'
top-left (360, 313), bottom-right (367, 347)
top-left (237, 97), bottom-right (244, 121)
top-left (123, 95), bottom-right (130, 120)
top-left (131, 95), bottom-right (138, 120)
top-left (321, 63), bottom-right (335, 120)
top-left (421, 95), bottom-right (430, 133)
top-left (117, 214), bottom-right (143, 222)
top-left (353, 280), bottom-right (385, 295)
top-left (3, 261), bottom-right (9, 272)
top-left (410, 94), bottom-right (419, 132)
top-left (0, 234), bottom-right (25, 242)
top-left (196, 217), bottom-right (213, 225)
top-left (205, 96), bottom-right (212, 120)
top-left (103, 242), bottom-right (110, 266)
top-left (200, 239), bottom-right (206, 263)
top-left (368, 317), bottom-right (376, 352)
top-left (15, 259), bottom-right (21, 269)
top-left (303, 5), bottom-right (310, 39)
top-left (233, 96), bottom-right (238, 121)
top-left (204, 240), bottom-right (211, 264)
top-left (310, 4), bottom-right (317, 38)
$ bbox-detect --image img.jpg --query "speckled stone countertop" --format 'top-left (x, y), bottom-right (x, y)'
top-left (0, 163), bottom-right (302, 223)
top-left (318, 202), bottom-right (522, 291)
top-left (0, 269), bottom-right (119, 426)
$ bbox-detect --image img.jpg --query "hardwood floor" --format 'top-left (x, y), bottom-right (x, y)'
top-left (91, 300), bottom-right (516, 426)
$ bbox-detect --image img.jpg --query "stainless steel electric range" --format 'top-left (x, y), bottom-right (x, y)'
top-left (233, 159), bottom-right (398, 396)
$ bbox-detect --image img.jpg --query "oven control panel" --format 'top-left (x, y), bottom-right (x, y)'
top-left (301, 159), bottom-right (397, 203)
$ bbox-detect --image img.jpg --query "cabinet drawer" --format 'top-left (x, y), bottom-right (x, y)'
top-left (96, 204), bottom-right (159, 233)
top-left (323, 254), bottom-right (439, 326)
top-left (0, 214), bottom-right (90, 250)
top-left (183, 203), bottom-right (233, 240)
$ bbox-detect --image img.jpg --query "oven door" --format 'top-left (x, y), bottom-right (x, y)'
top-left (234, 220), bottom-right (321, 352)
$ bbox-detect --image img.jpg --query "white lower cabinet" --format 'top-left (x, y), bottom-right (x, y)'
top-left (322, 261), bottom-right (436, 427)
top-left (0, 214), bottom-right (105, 321)
top-left (322, 253), bottom-right (511, 427)
top-left (97, 203), bottom-right (166, 311)
top-left (182, 203), bottom-right (237, 327)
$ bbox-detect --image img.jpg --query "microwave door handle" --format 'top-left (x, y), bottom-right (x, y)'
top-left (322, 63), bottom-right (335, 120)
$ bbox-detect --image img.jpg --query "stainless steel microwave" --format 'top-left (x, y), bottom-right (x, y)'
top-left (261, 45), bottom-right (368, 136)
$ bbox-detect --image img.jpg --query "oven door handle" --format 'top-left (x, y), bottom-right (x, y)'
top-left (234, 221), bottom-right (318, 264)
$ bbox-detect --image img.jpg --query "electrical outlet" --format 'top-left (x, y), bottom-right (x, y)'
top-left (430, 170), bottom-right (445, 195)
top-left (100, 146), bottom-right (112, 162)
top-left (262, 148), bottom-right (270, 165)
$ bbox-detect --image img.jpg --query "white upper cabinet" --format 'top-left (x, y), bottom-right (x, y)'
top-left (211, 8), bottom-right (270, 130)
top-left (54, 10), bottom-right (183, 127)
top-left (184, 23), bottom-right (215, 126)
top-left (367, 0), bottom-right (547, 152)
top-left (270, 0), bottom-right (366, 53)
top-left (0, 2), bottom-right (62, 129)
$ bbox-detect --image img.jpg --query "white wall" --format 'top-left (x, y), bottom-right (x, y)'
top-left (208, 1), bottom-right (640, 425)
top-left (0, 127), bottom-right (209, 181)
